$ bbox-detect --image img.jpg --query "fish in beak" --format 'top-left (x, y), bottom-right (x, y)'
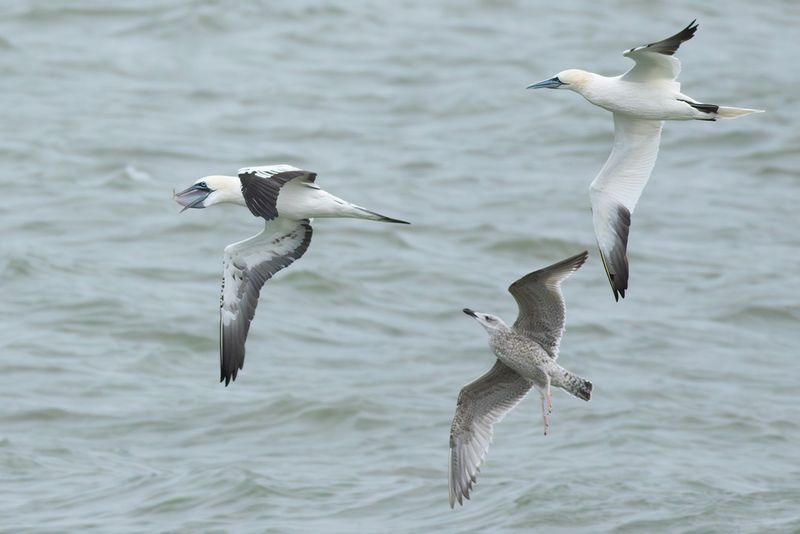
top-left (173, 183), bottom-right (211, 212)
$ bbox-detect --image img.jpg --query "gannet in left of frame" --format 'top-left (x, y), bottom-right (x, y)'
top-left (528, 20), bottom-right (763, 301)
top-left (173, 164), bottom-right (409, 386)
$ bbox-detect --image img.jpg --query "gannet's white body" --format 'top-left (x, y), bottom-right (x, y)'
top-left (174, 164), bottom-right (409, 385)
top-left (529, 21), bottom-right (763, 300)
top-left (561, 70), bottom-right (755, 121)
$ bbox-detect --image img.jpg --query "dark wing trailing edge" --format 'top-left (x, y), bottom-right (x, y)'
top-left (507, 251), bottom-right (588, 357)
top-left (238, 169), bottom-right (318, 221)
top-left (219, 218), bottom-right (313, 385)
top-left (636, 19), bottom-right (698, 56)
top-left (449, 360), bottom-right (533, 508)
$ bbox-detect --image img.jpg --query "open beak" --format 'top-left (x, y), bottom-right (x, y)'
top-left (526, 77), bottom-right (564, 89)
top-left (173, 184), bottom-right (210, 212)
top-left (462, 308), bottom-right (477, 318)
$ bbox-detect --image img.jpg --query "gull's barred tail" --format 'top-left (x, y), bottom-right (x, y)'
top-left (561, 371), bottom-right (592, 401)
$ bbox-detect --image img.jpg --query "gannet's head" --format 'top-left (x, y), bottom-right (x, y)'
top-left (463, 309), bottom-right (509, 335)
top-left (173, 175), bottom-right (244, 211)
top-left (527, 69), bottom-right (591, 92)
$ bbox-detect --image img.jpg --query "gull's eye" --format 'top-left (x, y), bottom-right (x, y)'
top-left (485, 316), bottom-right (493, 322)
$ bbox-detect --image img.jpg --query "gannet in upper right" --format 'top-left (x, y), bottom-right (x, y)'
top-left (449, 251), bottom-right (592, 508)
top-left (173, 164), bottom-right (409, 386)
top-left (528, 20), bottom-right (763, 301)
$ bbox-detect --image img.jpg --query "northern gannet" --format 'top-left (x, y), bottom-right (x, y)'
top-left (528, 21), bottom-right (763, 300)
top-left (173, 164), bottom-right (409, 385)
top-left (449, 251), bottom-right (592, 508)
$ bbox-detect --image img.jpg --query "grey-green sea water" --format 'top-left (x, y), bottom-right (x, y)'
top-left (1, 1), bottom-right (799, 532)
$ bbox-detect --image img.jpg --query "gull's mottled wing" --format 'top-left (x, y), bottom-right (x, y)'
top-left (508, 251), bottom-right (588, 357)
top-left (590, 114), bottom-right (663, 301)
top-left (621, 20), bottom-right (698, 82)
top-left (449, 360), bottom-right (533, 508)
top-left (238, 166), bottom-right (318, 221)
top-left (219, 217), bottom-right (313, 385)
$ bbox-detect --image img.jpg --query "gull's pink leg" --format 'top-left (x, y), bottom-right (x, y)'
top-left (545, 374), bottom-right (553, 415)
top-left (539, 391), bottom-right (549, 435)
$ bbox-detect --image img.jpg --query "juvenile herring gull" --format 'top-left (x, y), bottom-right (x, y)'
top-left (449, 251), bottom-right (593, 508)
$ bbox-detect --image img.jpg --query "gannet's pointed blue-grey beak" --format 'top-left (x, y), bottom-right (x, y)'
top-left (527, 77), bottom-right (564, 89)
top-left (173, 183), bottom-right (211, 212)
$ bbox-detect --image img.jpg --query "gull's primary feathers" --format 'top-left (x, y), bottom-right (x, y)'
top-left (449, 251), bottom-right (592, 508)
top-left (528, 20), bottom-right (763, 300)
top-left (174, 164), bottom-right (408, 385)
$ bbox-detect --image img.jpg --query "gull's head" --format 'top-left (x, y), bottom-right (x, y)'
top-left (463, 308), bottom-right (509, 335)
top-left (173, 175), bottom-right (244, 212)
top-left (527, 69), bottom-right (591, 92)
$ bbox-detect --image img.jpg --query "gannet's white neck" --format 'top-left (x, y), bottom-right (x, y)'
top-left (557, 69), bottom-right (604, 96)
top-left (199, 175), bottom-right (246, 207)
top-left (528, 68), bottom-right (605, 100)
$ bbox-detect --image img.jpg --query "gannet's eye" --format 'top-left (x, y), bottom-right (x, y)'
top-left (196, 181), bottom-right (210, 191)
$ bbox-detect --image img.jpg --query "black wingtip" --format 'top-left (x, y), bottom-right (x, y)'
top-left (220, 366), bottom-right (238, 386)
top-left (610, 276), bottom-right (627, 302)
top-left (681, 19), bottom-right (699, 37)
top-left (676, 19), bottom-right (700, 41)
top-left (600, 204), bottom-right (630, 303)
top-left (613, 286), bottom-right (626, 301)
top-left (643, 19), bottom-right (699, 56)
top-left (575, 250), bottom-right (590, 268)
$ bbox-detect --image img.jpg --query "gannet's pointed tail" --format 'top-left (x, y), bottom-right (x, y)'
top-left (311, 189), bottom-right (410, 224)
top-left (348, 204), bottom-right (410, 224)
top-left (716, 106), bottom-right (765, 119)
top-left (683, 100), bottom-right (764, 120)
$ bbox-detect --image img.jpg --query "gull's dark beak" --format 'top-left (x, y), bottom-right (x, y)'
top-left (463, 308), bottom-right (477, 318)
top-left (173, 184), bottom-right (211, 212)
top-left (527, 76), bottom-right (564, 89)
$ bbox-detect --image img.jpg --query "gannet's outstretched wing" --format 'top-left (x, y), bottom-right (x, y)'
top-left (219, 217), bottom-right (313, 385)
top-left (238, 166), bottom-right (318, 221)
top-left (590, 114), bottom-right (663, 301)
top-left (621, 20), bottom-right (698, 82)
